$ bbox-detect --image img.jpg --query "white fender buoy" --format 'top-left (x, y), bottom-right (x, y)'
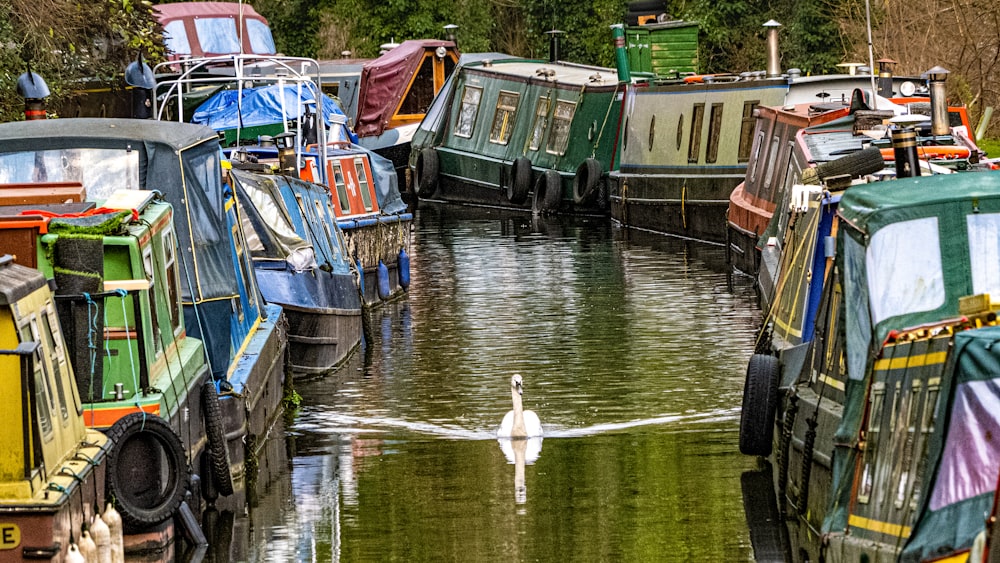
top-left (79, 529), bottom-right (97, 562)
top-left (91, 513), bottom-right (111, 563)
top-left (66, 543), bottom-right (86, 563)
top-left (102, 503), bottom-right (124, 563)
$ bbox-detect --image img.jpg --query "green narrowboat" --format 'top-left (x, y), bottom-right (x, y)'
top-left (409, 39), bottom-right (624, 215)
top-left (739, 169), bottom-right (1000, 562)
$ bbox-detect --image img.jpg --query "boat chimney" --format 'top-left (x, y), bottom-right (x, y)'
top-left (546, 29), bottom-right (565, 63)
top-left (16, 66), bottom-right (49, 121)
top-left (924, 66), bottom-right (951, 137)
top-left (125, 53), bottom-right (156, 119)
top-left (444, 24), bottom-right (459, 50)
top-left (764, 20), bottom-right (782, 78)
top-left (611, 24), bottom-right (632, 83)
top-left (891, 125), bottom-right (921, 178)
top-left (877, 58), bottom-right (896, 98)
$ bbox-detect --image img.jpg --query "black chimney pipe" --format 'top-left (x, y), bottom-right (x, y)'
top-left (545, 30), bottom-right (565, 63)
top-left (877, 58), bottom-right (896, 98)
top-left (891, 126), bottom-right (921, 178)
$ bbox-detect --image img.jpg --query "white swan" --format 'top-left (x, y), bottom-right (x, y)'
top-left (497, 373), bottom-right (543, 438)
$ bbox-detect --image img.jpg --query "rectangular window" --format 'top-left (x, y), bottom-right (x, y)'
top-left (332, 164), bottom-right (351, 214)
top-left (705, 104), bottom-right (724, 163)
top-left (763, 136), bottom-right (781, 189)
top-left (546, 100), bottom-right (577, 155)
top-left (738, 101), bottom-right (760, 162)
top-left (867, 217), bottom-right (944, 324)
top-left (687, 104), bottom-right (705, 163)
top-left (749, 131), bottom-right (766, 183)
top-left (529, 97), bottom-right (550, 151)
top-left (489, 91), bottom-right (520, 145)
top-left (968, 213), bottom-right (1000, 297)
top-left (163, 228), bottom-right (180, 331)
top-left (355, 159), bottom-right (374, 212)
top-left (454, 85), bottom-right (483, 138)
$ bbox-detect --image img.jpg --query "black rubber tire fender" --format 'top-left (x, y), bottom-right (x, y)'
top-left (105, 412), bottom-right (191, 532)
top-left (507, 157), bottom-right (533, 205)
top-left (572, 158), bottom-right (602, 205)
top-left (202, 378), bottom-right (234, 497)
top-left (414, 148), bottom-right (440, 198)
top-left (532, 170), bottom-right (562, 214)
top-left (816, 146), bottom-right (884, 181)
top-left (739, 353), bottom-right (780, 456)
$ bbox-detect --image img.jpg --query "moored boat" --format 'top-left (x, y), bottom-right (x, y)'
top-left (737, 151), bottom-right (1000, 560)
top-left (407, 36), bottom-right (623, 216)
top-left (0, 253), bottom-right (112, 561)
top-left (0, 118), bottom-right (290, 541)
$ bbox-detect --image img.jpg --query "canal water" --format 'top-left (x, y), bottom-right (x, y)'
top-left (203, 202), bottom-right (767, 562)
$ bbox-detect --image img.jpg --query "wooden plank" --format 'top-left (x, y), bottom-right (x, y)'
top-left (0, 183), bottom-right (86, 206)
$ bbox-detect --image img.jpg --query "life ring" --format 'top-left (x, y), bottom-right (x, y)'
top-left (879, 145), bottom-right (971, 161)
top-left (202, 378), bottom-right (233, 497)
top-left (507, 157), bottom-right (533, 205)
top-left (738, 353), bottom-right (780, 456)
top-left (414, 148), bottom-right (440, 198)
top-left (532, 170), bottom-right (562, 215)
top-left (572, 158), bottom-right (602, 205)
top-left (105, 412), bottom-right (190, 531)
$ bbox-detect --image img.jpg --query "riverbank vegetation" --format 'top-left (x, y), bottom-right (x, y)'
top-left (1, 0), bottom-right (996, 138)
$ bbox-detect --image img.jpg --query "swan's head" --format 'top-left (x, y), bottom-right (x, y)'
top-left (511, 373), bottom-right (523, 396)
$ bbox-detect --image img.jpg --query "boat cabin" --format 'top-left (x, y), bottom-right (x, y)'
top-left (154, 2), bottom-right (277, 60)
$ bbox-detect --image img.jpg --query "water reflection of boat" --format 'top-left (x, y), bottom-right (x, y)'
top-left (738, 162), bottom-right (1000, 560)
top-left (0, 254), bottom-right (112, 561)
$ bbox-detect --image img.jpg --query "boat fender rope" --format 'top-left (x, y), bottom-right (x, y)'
top-left (778, 392), bottom-right (798, 513)
top-left (74, 451), bottom-right (98, 466)
top-left (46, 482), bottom-right (68, 494)
top-left (59, 466), bottom-right (85, 482)
top-left (798, 417), bottom-right (818, 515)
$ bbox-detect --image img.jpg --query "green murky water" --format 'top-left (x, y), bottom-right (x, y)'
top-left (207, 203), bottom-right (766, 562)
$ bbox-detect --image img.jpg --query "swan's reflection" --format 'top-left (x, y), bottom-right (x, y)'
top-left (498, 436), bottom-right (542, 504)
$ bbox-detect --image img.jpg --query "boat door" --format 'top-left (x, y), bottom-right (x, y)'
top-left (327, 155), bottom-right (380, 219)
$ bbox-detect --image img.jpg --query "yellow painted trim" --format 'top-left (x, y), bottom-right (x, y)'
top-left (773, 314), bottom-right (803, 338)
top-left (874, 351), bottom-right (948, 371)
top-left (848, 514), bottom-right (911, 538)
top-left (227, 315), bottom-right (264, 378)
top-left (929, 551), bottom-right (969, 563)
top-left (818, 374), bottom-right (845, 391)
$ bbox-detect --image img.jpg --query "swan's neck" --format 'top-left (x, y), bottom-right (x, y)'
top-left (510, 387), bottom-right (527, 438)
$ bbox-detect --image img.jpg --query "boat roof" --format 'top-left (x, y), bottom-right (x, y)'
top-left (461, 59), bottom-right (619, 89)
top-left (0, 118), bottom-right (219, 152)
top-left (838, 171), bottom-right (1000, 236)
top-left (154, 1), bottom-right (267, 21)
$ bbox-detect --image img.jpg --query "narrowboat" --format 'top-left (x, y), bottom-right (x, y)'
top-left (0, 253), bottom-right (111, 561)
top-left (228, 165), bottom-right (363, 375)
top-left (408, 36), bottom-right (623, 215)
top-left (736, 151), bottom-right (1000, 560)
top-left (0, 119), bottom-right (289, 534)
top-left (727, 77), bottom-right (980, 278)
top-left (608, 19), bottom-right (920, 244)
top-left (156, 53), bottom-right (414, 308)
top-left (154, 1), bottom-right (277, 61)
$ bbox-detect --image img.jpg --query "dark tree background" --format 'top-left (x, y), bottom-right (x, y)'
top-left (2, 0), bottom-right (997, 136)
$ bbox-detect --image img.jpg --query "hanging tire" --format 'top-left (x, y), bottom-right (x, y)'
top-left (572, 158), bottom-right (602, 205)
top-left (507, 157), bottom-right (533, 205)
top-left (739, 353), bottom-right (780, 456)
top-left (105, 412), bottom-right (190, 532)
top-left (202, 379), bottom-right (234, 497)
top-left (414, 148), bottom-right (439, 198)
top-left (532, 170), bottom-right (562, 215)
top-left (816, 146), bottom-right (885, 182)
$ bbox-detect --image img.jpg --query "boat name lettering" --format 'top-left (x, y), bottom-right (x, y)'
top-left (0, 524), bottom-right (20, 549)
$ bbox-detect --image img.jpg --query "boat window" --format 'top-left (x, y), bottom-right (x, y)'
top-left (162, 227), bottom-right (181, 332)
top-left (546, 100), bottom-right (577, 156)
top-left (399, 55), bottom-right (437, 117)
top-left (648, 115), bottom-right (656, 151)
top-left (857, 381), bottom-right (885, 504)
top-left (162, 20), bottom-right (191, 56)
top-left (675, 114), bottom-right (683, 151)
top-left (529, 97), bottom-right (550, 151)
top-left (143, 246), bottom-right (164, 357)
top-left (763, 135), bottom-right (781, 192)
top-left (39, 312), bottom-right (70, 423)
top-left (749, 131), bottom-right (765, 183)
top-left (867, 217), bottom-right (944, 325)
top-left (489, 91), bottom-right (520, 145)
top-left (738, 101), bottom-right (760, 162)
top-left (246, 19), bottom-right (276, 55)
top-left (967, 213), bottom-right (1000, 297)
top-left (46, 303), bottom-right (81, 415)
top-left (24, 319), bottom-right (54, 441)
top-left (687, 104), bottom-right (704, 163)
top-left (195, 17), bottom-right (241, 54)
top-left (454, 85), bottom-right (483, 138)
top-left (705, 104), bottom-right (724, 163)
top-left (355, 159), bottom-right (374, 212)
top-left (332, 164), bottom-right (351, 214)
top-left (0, 148), bottom-right (139, 201)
